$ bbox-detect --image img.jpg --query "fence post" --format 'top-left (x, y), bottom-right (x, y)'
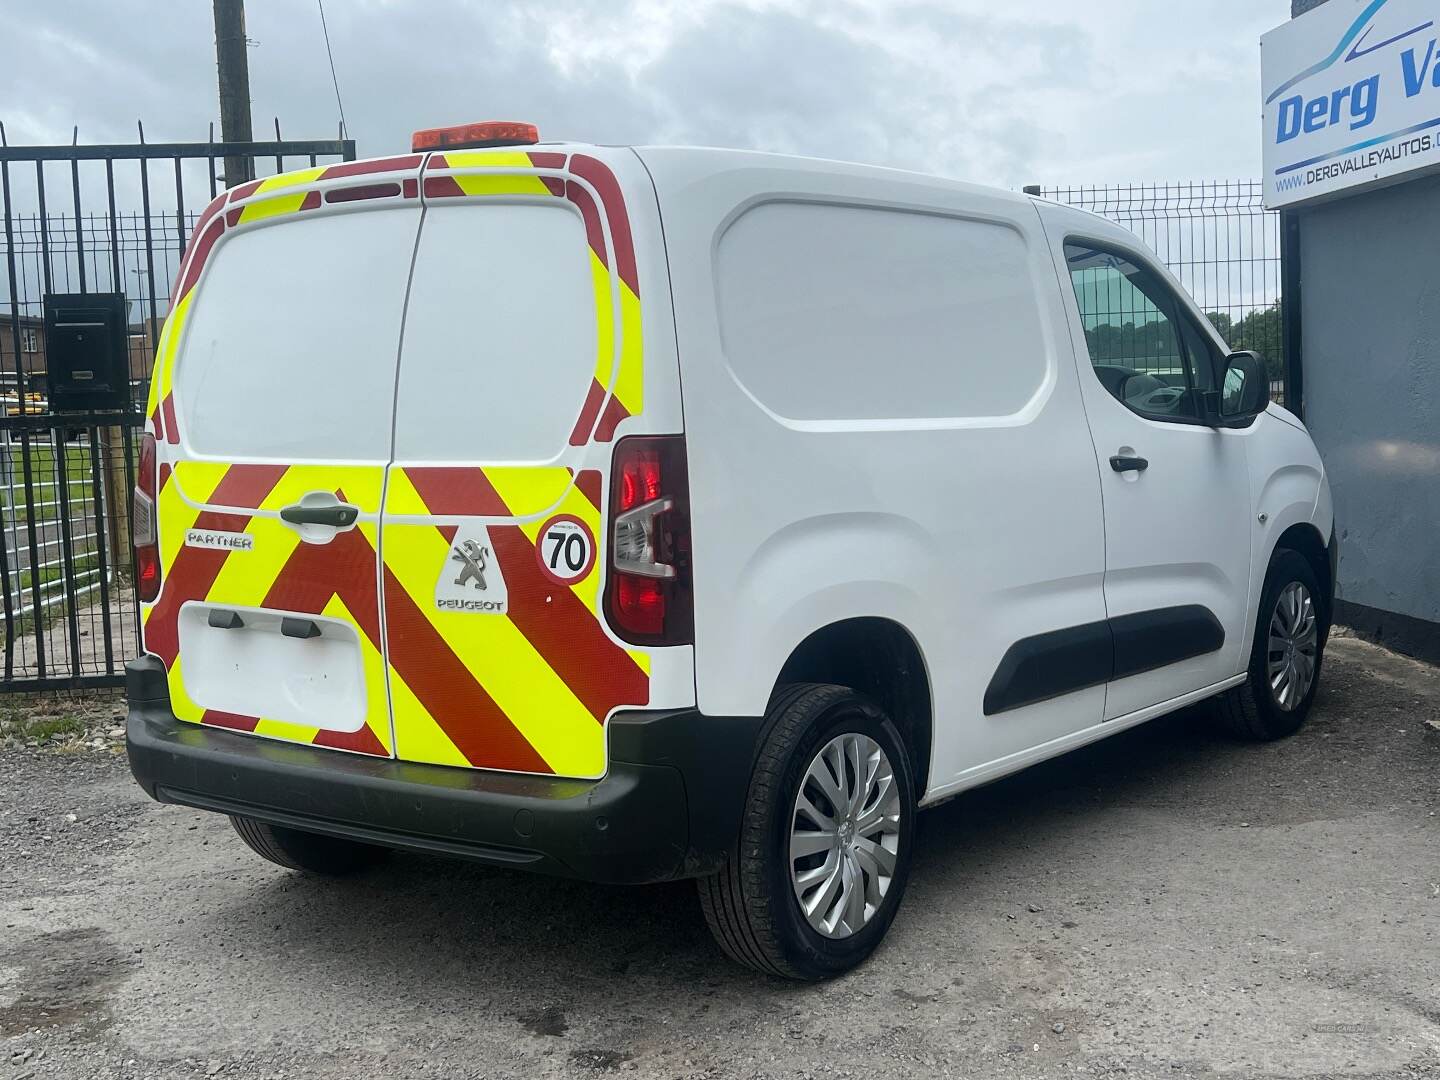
top-left (103, 423), bottom-right (130, 578)
top-left (1280, 209), bottom-right (1304, 420)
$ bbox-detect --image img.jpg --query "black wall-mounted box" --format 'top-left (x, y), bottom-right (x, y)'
top-left (42, 292), bottom-right (130, 411)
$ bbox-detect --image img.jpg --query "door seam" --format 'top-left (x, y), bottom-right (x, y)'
top-left (1029, 200), bottom-right (1112, 720)
top-left (376, 188), bottom-right (430, 760)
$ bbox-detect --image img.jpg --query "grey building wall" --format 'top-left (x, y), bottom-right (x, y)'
top-left (1298, 172), bottom-right (1440, 660)
top-left (1291, 0), bottom-right (1331, 14)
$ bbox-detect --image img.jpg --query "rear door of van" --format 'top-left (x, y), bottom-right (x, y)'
top-left (379, 148), bottom-right (676, 779)
top-left (142, 157), bottom-right (426, 756)
top-left (144, 147), bottom-right (690, 777)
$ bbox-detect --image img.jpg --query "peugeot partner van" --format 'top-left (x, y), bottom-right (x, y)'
top-left (126, 122), bottom-right (1335, 979)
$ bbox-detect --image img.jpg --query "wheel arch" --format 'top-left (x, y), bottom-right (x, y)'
top-left (1273, 521), bottom-right (1333, 630)
top-left (773, 617), bottom-right (934, 799)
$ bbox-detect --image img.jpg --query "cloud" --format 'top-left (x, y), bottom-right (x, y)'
top-left (1, 0), bottom-right (1291, 190)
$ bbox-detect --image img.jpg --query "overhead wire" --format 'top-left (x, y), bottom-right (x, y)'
top-left (317, 0), bottom-right (349, 140)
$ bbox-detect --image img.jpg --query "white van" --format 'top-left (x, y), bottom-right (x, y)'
top-left (126, 123), bottom-right (1335, 979)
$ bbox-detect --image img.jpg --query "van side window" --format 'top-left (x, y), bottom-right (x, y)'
top-left (715, 201), bottom-right (1049, 423)
top-left (1063, 242), bottom-right (1215, 422)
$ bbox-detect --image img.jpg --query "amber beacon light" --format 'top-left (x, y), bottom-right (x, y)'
top-left (411, 121), bottom-right (540, 152)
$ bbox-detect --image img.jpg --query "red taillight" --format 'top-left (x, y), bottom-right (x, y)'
top-left (604, 435), bottom-right (692, 646)
top-left (615, 576), bottom-right (666, 638)
top-left (618, 449), bottom-right (662, 511)
top-left (135, 544), bottom-right (160, 598)
top-left (134, 432), bottom-right (161, 603)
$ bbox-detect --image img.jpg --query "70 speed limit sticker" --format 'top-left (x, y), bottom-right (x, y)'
top-left (535, 515), bottom-right (597, 585)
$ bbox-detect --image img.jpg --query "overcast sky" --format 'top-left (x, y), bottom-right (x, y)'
top-left (4, 0), bottom-right (1290, 190)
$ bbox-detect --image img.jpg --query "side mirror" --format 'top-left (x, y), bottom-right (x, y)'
top-left (1209, 351), bottom-right (1269, 427)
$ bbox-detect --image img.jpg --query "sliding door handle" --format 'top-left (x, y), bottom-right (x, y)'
top-left (1109, 454), bottom-right (1149, 473)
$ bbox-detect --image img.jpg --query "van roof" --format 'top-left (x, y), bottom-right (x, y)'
top-left (624, 144), bottom-right (1135, 237)
top-left (231, 141), bottom-right (1044, 213)
top-left (631, 144), bottom-right (1034, 201)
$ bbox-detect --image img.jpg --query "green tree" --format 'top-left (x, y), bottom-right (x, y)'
top-left (1208, 304), bottom-right (1283, 380)
top-left (1234, 302), bottom-right (1283, 380)
top-left (1205, 311), bottom-right (1234, 341)
top-left (1083, 319), bottom-right (1183, 368)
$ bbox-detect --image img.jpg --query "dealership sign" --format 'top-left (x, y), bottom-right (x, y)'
top-left (1263, 0), bottom-right (1440, 207)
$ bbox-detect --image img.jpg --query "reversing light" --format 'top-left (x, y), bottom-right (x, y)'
top-left (411, 121), bottom-right (540, 152)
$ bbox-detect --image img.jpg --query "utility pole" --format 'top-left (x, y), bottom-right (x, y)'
top-left (213, 0), bottom-right (254, 188)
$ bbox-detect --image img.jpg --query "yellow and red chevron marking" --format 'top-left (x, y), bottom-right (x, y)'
top-left (421, 150), bottom-right (563, 198)
top-left (143, 461), bottom-right (650, 775)
top-left (170, 460), bottom-right (387, 513)
top-left (140, 149), bottom-right (651, 776)
top-left (223, 155), bottom-right (423, 229)
top-left (143, 462), bottom-right (394, 757)
top-left (382, 465), bottom-right (649, 776)
top-left (148, 288), bottom-right (190, 447)
top-left (421, 150), bottom-right (644, 446)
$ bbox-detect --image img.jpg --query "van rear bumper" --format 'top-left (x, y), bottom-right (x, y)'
top-left (125, 655), bottom-right (763, 884)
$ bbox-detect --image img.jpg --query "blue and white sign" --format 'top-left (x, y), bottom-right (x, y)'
top-left (1262, 0), bottom-right (1440, 207)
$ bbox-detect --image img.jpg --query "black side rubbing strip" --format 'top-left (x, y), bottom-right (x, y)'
top-left (983, 619), bottom-right (1113, 716)
top-left (1109, 604), bottom-right (1224, 680)
top-left (983, 605), bottom-right (1226, 716)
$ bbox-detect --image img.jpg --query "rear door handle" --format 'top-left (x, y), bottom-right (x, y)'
top-left (1109, 455), bottom-right (1149, 473)
top-left (279, 503), bottom-right (358, 528)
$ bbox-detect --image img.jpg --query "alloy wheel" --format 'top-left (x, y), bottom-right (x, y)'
top-left (1267, 580), bottom-right (1318, 711)
top-left (789, 732), bottom-right (903, 939)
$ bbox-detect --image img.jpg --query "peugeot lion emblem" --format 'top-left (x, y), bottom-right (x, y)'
top-left (451, 540), bottom-right (491, 591)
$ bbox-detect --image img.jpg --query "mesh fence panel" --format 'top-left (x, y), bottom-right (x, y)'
top-left (1038, 181), bottom-right (1284, 404)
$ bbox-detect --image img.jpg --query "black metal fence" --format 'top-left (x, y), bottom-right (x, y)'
top-left (0, 129), bottom-right (355, 690)
top-left (1033, 181), bottom-right (1285, 405)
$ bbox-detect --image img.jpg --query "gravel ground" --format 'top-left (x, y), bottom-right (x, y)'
top-left (1, 634), bottom-right (1437, 1080)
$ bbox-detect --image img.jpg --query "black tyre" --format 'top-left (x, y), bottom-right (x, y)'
top-left (1215, 548), bottom-right (1326, 741)
top-left (230, 816), bottom-right (390, 876)
top-left (697, 683), bottom-right (917, 980)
